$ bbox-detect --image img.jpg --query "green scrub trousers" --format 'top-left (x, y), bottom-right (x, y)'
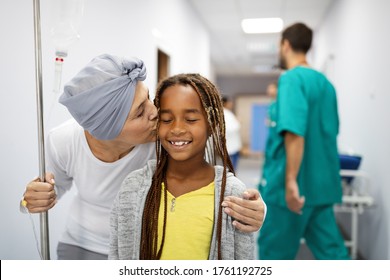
top-left (258, 203), bottom-right (350, 259)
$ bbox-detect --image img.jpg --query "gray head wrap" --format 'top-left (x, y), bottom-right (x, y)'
top-left (59, 53), bottom-right (147, 140)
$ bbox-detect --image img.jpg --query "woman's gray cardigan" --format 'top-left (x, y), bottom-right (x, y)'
top-left (109, 159), bottom-right (254, 260)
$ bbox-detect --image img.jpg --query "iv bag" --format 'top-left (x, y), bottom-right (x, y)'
top-left (52, 21), bottom-right (80, 58)
top-left (50, 0), bottom-right (84, 93)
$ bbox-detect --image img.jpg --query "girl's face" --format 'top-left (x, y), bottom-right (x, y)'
top-left (158, 84), bottom-right (210, 163)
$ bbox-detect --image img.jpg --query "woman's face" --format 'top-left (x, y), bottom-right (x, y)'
top-left (158, 84), bottom-right (210, 163)
top-left (116, 81), bottom-right (158, 145)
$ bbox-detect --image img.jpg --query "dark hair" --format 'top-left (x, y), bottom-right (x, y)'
top-left (139, 73), bottom-right (234, 260)
top-left (282, 22), bottom-right (313, 54)
top-left (221, 95), bottom-right (232, 106)
top-left (221, 95), bottom-right (229, 104)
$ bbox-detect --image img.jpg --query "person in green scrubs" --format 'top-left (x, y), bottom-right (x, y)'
top-left (258, 22), bottom-right (350, 260)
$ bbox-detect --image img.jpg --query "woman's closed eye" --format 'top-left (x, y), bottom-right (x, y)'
top-left (136, 110), bottom-right (144, 118)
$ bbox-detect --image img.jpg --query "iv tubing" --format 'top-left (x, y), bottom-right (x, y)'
top-left (33, 0), bottom-right (50, 260)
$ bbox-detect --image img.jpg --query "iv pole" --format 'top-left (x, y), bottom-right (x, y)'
top-left (33, 0), bottom-right (50, 260)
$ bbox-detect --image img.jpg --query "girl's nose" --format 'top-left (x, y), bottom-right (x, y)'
top-left (171, 121), bottom-right (186, 135)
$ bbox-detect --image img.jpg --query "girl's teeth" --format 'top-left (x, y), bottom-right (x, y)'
top-left (171, 141), bottom-right (189, 146)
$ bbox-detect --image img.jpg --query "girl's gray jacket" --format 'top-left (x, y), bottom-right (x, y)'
top-left (109, 159), bottom-right (255, 260)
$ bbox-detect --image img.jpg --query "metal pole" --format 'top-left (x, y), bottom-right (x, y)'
top-left (33, 0), bottom-right (50, 260)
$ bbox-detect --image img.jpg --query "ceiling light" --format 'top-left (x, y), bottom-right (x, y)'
top-left (241, 18), bottom-right (283, 34)
top-left (247, 42), bottom-right (276, 53)
top-left (253, 65), bottom-right (273, 73)
top-left (253, 65), bottom-right (280, 73)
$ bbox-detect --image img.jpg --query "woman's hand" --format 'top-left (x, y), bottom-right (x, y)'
top-left (222, 188), bottom-right (265, 233)
top-left (21, 173), bottom-right (57, 213)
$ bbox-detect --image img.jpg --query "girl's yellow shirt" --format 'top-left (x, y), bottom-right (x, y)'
top-left (158, 182), bottom-right (215, 260)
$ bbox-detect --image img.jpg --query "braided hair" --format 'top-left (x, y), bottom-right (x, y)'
top-left (139, 73), bottom-right (234, 260)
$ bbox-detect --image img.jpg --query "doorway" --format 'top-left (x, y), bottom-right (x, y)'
top-left (157, 49), bottom-right (170, 84)
top-left (235, 95), bottom-right (271, 156)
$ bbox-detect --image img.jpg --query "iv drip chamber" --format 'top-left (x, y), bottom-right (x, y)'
top-left (50, 0), bottom-right (84, 93)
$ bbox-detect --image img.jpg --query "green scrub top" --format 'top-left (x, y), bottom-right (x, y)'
top-left (260, 66), bottom-right (342, 207)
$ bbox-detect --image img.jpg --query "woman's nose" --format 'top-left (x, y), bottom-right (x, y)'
top-left (149, 103), bottom-right (158, 121)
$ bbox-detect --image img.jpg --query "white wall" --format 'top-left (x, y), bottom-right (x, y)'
top-left (0, 0), bottom-right (210, 260)
top-left (312, 0), bottom-right (390, 259)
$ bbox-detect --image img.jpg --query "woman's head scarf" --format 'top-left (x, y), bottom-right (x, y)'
top-left (59, 53), bottom-right (147, 140)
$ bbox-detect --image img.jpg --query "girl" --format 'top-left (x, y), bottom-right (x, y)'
top-left (109, 73), bottom-right (255, 260)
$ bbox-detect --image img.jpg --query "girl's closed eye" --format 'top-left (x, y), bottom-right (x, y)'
top-left (160, 118), bottom-right (172, 123)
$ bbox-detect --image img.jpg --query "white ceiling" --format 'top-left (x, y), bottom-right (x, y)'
top-left (188, 0), bottom-right (335, 76)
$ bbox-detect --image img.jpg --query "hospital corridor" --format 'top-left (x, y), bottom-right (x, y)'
top-left (1, 0), bottom-right (389, 270)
